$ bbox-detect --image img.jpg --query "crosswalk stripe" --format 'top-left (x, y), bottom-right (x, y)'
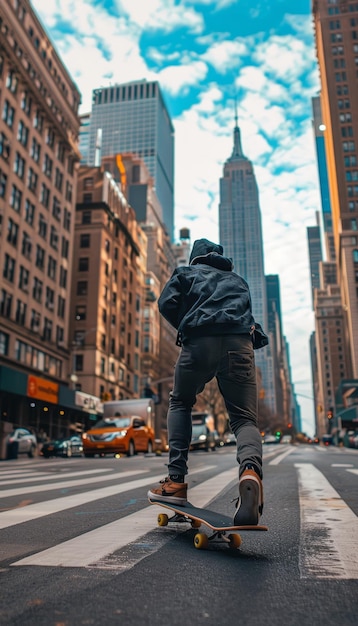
top-left (268, 447), bottom-right (295, 465)
top-left (295, 463), bottom-right (358, 579)
top-left (0, 468), bottom-right (112, 487)
top-left (0, 469), bottom-right (144, 498)
top-left (0, 471), bottom-right (154, 529)
top-left (11, 468), bottom-right (238, 568)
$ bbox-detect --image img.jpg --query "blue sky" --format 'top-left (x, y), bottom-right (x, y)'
top-left (32, 0), bottom-right (320, 436)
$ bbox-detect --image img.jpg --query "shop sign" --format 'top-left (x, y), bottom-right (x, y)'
top-left (75, 391), bottom-right (103, 414)
top-left (27, 375), bottom-right (59, 403)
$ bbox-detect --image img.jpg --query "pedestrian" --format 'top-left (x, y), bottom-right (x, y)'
top-left (148, 238), bottom-right (269, 525)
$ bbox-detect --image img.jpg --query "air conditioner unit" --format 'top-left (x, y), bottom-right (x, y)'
top-left (48, 302), bottom-right (54, 310)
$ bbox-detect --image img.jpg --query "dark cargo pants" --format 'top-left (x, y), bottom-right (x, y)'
top-left (167, 334), bottom-right (262, 478)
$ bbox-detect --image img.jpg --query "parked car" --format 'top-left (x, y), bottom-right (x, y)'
top-left (263, 435), bottom-right (280, 444)
top-left (6, 428), bottom-right (37, 459)
top-left (82, 415), bottom-right (155, 457)
top-left (280, 435), bottom-right (292, 444)
top-left (41, 435), bottom-right (83, 458)
top-left (190, 424), bottom-right (216, 451)
top-left (347, 430), bottom-right (358, 449)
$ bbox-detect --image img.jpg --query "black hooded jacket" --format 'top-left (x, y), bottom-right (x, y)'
top-left (158, 238), bottom-right (268, 348)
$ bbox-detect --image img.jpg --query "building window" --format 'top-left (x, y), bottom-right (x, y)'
top-left (21, 91), bottom-right (32, 117)
top-left (21, 232), bottom-right (32, 259)
top-left (40, 183), bottom-right (50, 208)
top-left (0, 331), bottom-right (9, 356)
top-left (43, 153), bottom-right (53, 178)
top-left (27, 167), bottom-right (38, 193)
top-left (50, 226), bottom-right (59, 250)
top-left (63, 208), bottom-right (71, 231)
top-left (61, 237), bottom-right (69, 259)
top-left (54, 168), bottom-right (63, 192)
top-left (17, 120), bottom-right (29, 147)
top-left (77, 281), bottom-right (88, 296)
top-left (14, 152), bottom-right (26, 179)
top-left (25, 199), bottom-right (35, 225)
top-left (47, 256), bottom-right (57, 280)
top-left (38, 214), bottom-right (48, 239)
top-left (75, 305), bottom-right (86, 321)
top-left (32, 277), bottom-right (43, 302)
top-left (3, 254), bottom-right (16, 282)
top-left (59, 266), bottom-right (67, 288)
top-left (82, 211), bottom-right (91, 224)
top-left (0, 169), bottom-right (8, 198)
top-left (2, 100), bottom-right (15, 127)
top-left (52, 196), bottom-right (61, 220)
top-left (58, 296), bottom-right (65, 319)
top-left (15, 300), bottom-right (27, 325)
top-left (79, 257), bottom-right (89, 271)
top-left (0, 290), bottom-right (12, 317)
top-left (10, 184), bottom-right (22, 212)
top-left (30, 138), bottom-right (41, 163)
top-left (19, 265), bottom-right (30, 291)
top-left (80, 234), bottom-right (90, 248)
top-left (7, 218), bottom-right (19, 246)
top-left (33, 109), bottom-right (44, 133)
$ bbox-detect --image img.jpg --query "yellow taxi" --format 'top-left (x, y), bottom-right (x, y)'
top-left (82, 415), bottom-right (155, 457)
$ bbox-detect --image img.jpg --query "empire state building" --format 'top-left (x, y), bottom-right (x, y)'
top-left (219, 121), bottom-right (275, 412)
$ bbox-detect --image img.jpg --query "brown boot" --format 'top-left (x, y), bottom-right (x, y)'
top-left (234, 468), bottom-right (264, 526)
top-left (148, 477), bottom-right (188, 506)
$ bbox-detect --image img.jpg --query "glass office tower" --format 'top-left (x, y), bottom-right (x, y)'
top-left (88, 80), bottom-right (175, 241)
top-left (219, 122), bottom-right (275, 412)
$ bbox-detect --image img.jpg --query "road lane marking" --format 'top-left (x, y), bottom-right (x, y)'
top-left (0, 465), bottom-right (218, 530)
top-left (0, 469), bottom-right (140, 498)
top-left (269, 447), bottom-right (295, 465)
top-left (331, 464), bottom-right (353, 468)
top-left (295, 463), bottom-right (358, 579)
top-left (11, 468), bottom-right (238, 568)
top-left (0, 468), bottom-right (112, 487)
top-left (0, 471), bottom-right (152, 528)
top-left (347, 469), bottom-right (358, 475)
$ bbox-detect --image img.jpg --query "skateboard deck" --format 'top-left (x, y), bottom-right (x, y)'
top-left (148, 497), bottom-right (268, 550)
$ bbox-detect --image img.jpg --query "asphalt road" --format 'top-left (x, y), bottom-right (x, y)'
top-left (0, 443), bottom-right (357, 626)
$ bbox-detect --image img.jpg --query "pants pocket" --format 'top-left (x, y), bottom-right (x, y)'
top-left (228, 351), bottom-right (255, 383)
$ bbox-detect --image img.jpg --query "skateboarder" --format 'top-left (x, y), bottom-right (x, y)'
top-left (148, 238), bottom-right (268, 525)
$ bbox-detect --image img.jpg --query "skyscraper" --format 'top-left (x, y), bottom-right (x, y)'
top-left (307, 219), bottom-right (323, 308)
top-left (87, 80), bottom-right (175, 241)
top-left (219, 121), bottom-right (275, 413)
top-left (313, 1), bottom-right (358, 377)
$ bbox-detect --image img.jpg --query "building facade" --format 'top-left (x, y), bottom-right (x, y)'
top-left (86, 80), bottom-right (175, 242)
top-left (72, 165), bottom-right (147, 402)
top-left (313, 0), bottom-right (358, 377)
top-left (0, 0), bottom-right (94, 446)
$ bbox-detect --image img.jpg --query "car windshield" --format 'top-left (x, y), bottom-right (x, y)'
top-left (192, 425), bottom-right (206, 435)
top-left (94, 418), bottom-right (131, 429)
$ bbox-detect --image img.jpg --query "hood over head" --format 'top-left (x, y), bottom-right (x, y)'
top-left (189, 238), bottom-right (233, 271)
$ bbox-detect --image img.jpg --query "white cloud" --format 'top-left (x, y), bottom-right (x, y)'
top-left (202, 39), bottom-right (248, 73)
top-left (157, 61), bottom-right (208, 96)
top-left (117, 0), bottom-right (204, 33)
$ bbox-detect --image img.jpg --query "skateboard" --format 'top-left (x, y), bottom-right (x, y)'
top-left (148, 497), bottom-right (268, 550)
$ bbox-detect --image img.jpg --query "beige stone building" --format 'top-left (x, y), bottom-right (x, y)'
top-left (72, 165), bottom-right (148, 402)
top-left (313, 1), bottom-right (358, 378)
top-left (0, 0), bottom-right (83, 441)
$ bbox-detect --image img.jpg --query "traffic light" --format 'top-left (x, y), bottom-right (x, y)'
top-left (275, 430), bottom-right (281, 439)
top-left (327, 410), bottom-right (333, 420)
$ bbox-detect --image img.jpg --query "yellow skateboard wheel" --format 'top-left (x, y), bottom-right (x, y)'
top-left (194, 533), bottom-right (209, 549)
top-left (228, 533), bottom-right (242, 549)
top-left (157, 513), bottom-right (169, 527)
